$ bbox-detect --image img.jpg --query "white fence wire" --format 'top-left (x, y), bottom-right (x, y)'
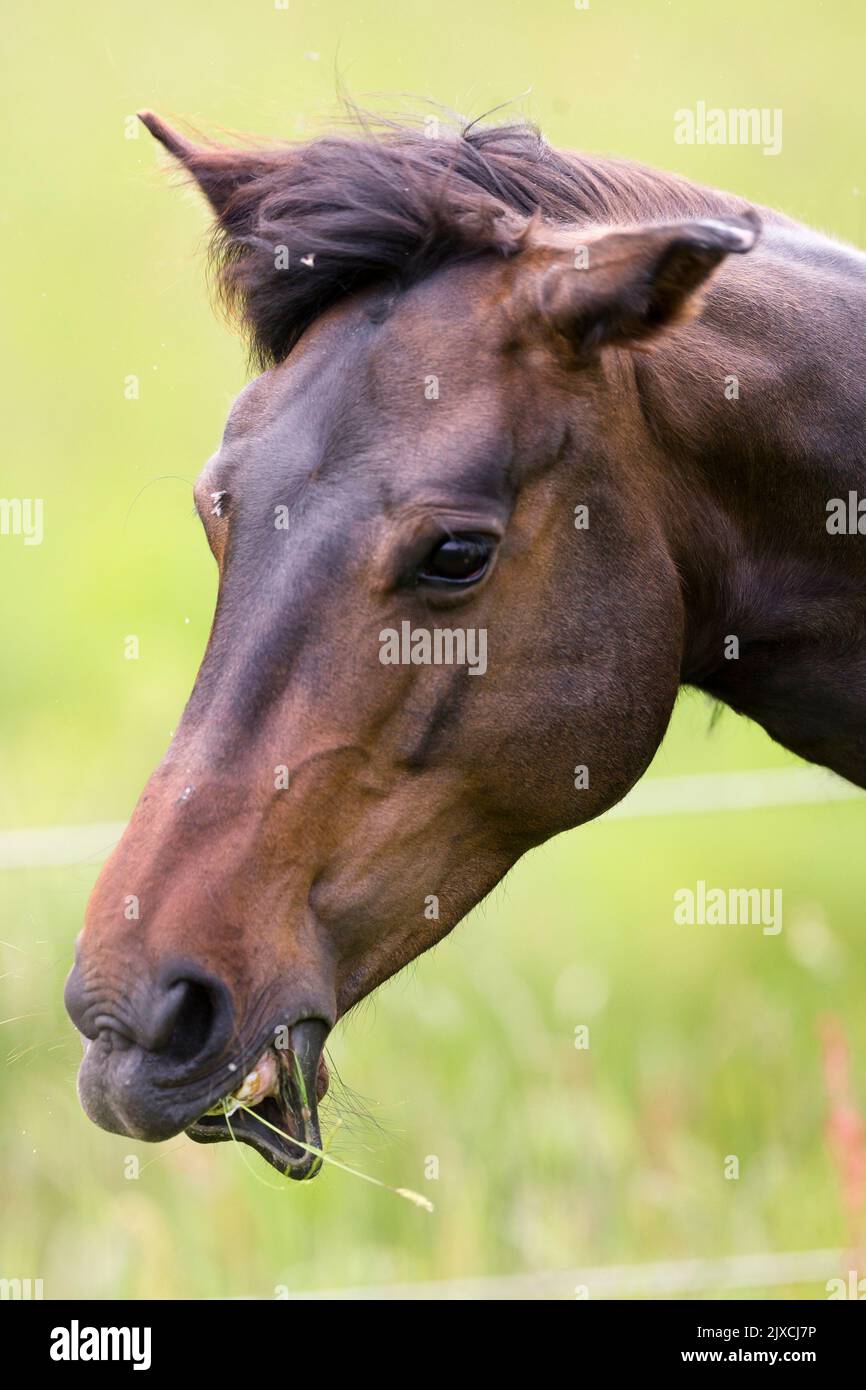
top-left (1, 765), bottom-right (862, 871)
top-left (289, 1248), bottom-right (851, 1300)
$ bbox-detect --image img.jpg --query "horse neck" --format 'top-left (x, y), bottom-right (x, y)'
top-left (633, 221), bottom-right (866, 684)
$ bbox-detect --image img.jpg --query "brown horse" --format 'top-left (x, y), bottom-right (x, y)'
top-left (65, 111), bottom-right (866, 1178)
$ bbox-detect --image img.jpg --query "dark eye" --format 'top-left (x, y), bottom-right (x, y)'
top-left (418, 534), bottom-right (493, 586)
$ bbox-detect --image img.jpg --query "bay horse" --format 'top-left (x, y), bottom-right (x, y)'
top-left (65, 110), bottom-right (866, 1178)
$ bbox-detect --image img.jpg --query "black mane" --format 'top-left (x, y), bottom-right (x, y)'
top-left (165, 114), bottom-right (758, 366)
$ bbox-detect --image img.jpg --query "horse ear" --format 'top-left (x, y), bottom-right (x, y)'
top-left (137, 111), bottom-right (283, 232)
top-left (537, 212), bottom-right (760, 354)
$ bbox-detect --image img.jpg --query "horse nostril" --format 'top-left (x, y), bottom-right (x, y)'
top-left (146, 971), bottom-right (231, 1062)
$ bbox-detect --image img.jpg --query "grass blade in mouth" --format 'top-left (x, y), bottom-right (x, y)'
top-left (234, 1101), bottom-right (434, 1212)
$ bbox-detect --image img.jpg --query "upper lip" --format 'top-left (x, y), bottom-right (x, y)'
top-left (185, 1018), bottom-right (329, 1180)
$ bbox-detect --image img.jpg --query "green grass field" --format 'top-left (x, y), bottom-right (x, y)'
top-left (2, 0), bottom-right (864, 1299)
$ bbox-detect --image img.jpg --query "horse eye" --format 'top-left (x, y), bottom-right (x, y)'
top-left (418, 534), bottom-right (492, 586)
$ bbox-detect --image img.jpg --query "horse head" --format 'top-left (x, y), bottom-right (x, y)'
top-left (65, 113), bottom-right (758, 1174)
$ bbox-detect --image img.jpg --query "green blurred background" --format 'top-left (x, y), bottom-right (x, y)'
top-left (2, 0), bottom-right (865, 1299)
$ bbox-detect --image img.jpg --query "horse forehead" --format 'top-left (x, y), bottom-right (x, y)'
top-left (374, 260), bottom-right (510, 356)
top-left (218, 268), bottom-right (510, 485)
top-left (223, 317), bottom-right (365, 444)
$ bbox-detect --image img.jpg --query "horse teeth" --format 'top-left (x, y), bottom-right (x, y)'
top-left (205, 1049), bottom-right (280, 1117)
top-left (231, 1049), bottom-right (280, 1105)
